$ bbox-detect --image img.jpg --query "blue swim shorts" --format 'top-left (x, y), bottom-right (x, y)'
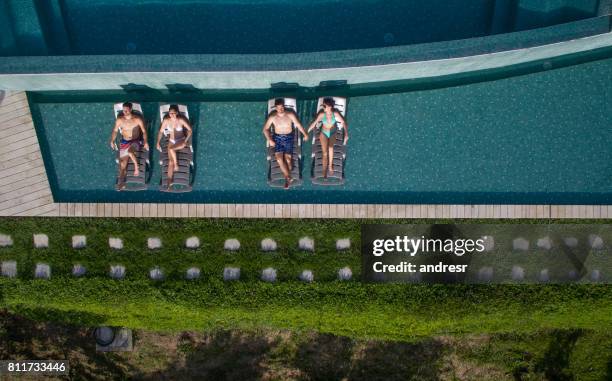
top-left (274, 133), bottom-right (294, 154)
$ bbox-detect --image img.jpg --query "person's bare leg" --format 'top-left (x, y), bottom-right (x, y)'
top-left (328, 138), bottom-right (335, 176)
top-left (128, 150), bottom-right (139, 177)
top-left (169, 145), bottom-right (179, 171)
top-left (284, 153), bottom-right (293, 172)
top-left (320, 133), bottom-right (329, 178)
top-left (167, 158), bottom-right (175, 189)
top-left (275, 152), bottom-right (291, 188)
top-left (118, 158), bottom-right (128, 189)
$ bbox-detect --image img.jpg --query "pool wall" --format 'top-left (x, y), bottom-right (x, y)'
top-left (0, 3), bottom-right (611, 91)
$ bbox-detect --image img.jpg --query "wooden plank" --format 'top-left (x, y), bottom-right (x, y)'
top-left (0, 143), bottom-right (41, 163)
top-left (196, 204), bottom-right (205, 217)
top-left (36, 203), bottom-right (60, 217)
top-left (15, 202), bottom-right (58, 217)
top-left (180, 203), bottom-right (189, 217)
top-left (0, 187), bottom-right (52, 212)
top-left (0, 194), bottom-right (54, 216)
top-left (233, 203), bottom-right (242, 217)
top-left (0, 180), bottom-right (50, 202)
top-left (74, 203), bottom-right (82, 217)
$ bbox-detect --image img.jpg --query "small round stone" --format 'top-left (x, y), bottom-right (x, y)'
top-left (223, 267), bottom-right (240, 281)
top-left (224, 239), bottom-right (240, 251)
top-left (299, 270), bottom-right (314, 283)
top-left (185, 237), bottom-right (200, 249)
top-left (35, 263), bottom-right (51, 279)
top-left (299, 237), bottom-right (314, 252)
top-left (148, 238), bottom-right (162, 250)
top-left (33, 234), bottom-right (49, 249)
top-left (261, 267), bottom-right (277, 283)
top-left (186, 267), bottom-right (200, 280)
top-left (336, 238), bottom-right (351, 251)
top-left (261, 238), bottom-right (277, 252)
top-left (337, 267), bottom-right (352, 281)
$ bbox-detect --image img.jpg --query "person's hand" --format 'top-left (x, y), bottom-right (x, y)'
top-left (302, 132), bottom-right (308, 140)
top-left (110, 141), bottom-right (117, 150)
top-left (268, 139), bottom-right (275, 147)
top-left (307, 125), bottom-right (314, 133)
top-left (143, 143), bottom-right (150, 151)
top-left (344, 135), bottom-right (349, 144)
top-left (156, 143), bottom-right (162, 152)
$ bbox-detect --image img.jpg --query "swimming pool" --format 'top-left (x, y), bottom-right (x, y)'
top-left (29, 53), bottom-right (612, 205)
top-left (0, 0), bottom-right (601, 56)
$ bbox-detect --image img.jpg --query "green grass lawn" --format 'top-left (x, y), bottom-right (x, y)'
top-left (0, 218), bottom-right (610, 340)
top-left (0, 218), bottom-right (611, 379)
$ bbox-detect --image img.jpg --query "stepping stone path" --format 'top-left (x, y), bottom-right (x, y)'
top-left (588, 234), bottom-right (604, 250)
top-left (35, 263), bottom-right (50, 279)
top-left (33, 234), bottom-right (48, 248)
top-left (481, 235), bottom-right (494, 251)
top-left (512, 238), bottom-right (529, 251)
top-left (149, 267), bottom-right (164, 280)
top-left (261, 267), bottom-right (277, 282)
top-left (72, 264), bottom-right (87, 277)
top-left (185, 237), bottom-right (200, 249)
top-left (0, 234), bottom-right (13, 247)
top-left (336, 238), bottom-right (351, 251)
top-left (72, 235), bottom-right (87, 249)
top-left (337, 267), bottom-right (352, 281)
top-left (1, 261), bottom-right (17, 278)
top-left (224, 239), bottom-right (240, 251)
top-left (261, 238), bottom-right (277, 252)
top-left (223, 267), bottom-right (240, 281)
top-left (299, 270), bottom-right (314, 283)
top-left (299, 237), bottom-right (314, 252)
top-left (563, 237), bottom-right (578, 248)
top-left (148, 238), bottom-right (162, 250)
top-left (478, 266), bottom-right (494, 282)
top-left (511, 266), bottom-right (524, 281)
top-left (186, 267), bottom-right (200, 280)
top-left (536, 237), bottom-right (552, 250)
top-left (110, 265), bottom-right (125, 279)
top-left (109, 238), bottom-right (123, 250)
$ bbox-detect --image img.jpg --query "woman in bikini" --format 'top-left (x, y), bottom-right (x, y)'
top-left (156, 104), bottom-right (192, 188)
top-left (307, 97), bottom-right (349, 178)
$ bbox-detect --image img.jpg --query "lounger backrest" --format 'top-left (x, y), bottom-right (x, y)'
top-left (267, 98), bottom-right (297, 115)
top-left (316, 97), bottom-right (346, 130)
top-left (159, 104), bottom-right (190, 137)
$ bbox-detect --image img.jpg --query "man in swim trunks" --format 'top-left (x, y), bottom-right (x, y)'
top-left (109, 102), bottom-right (149, 189)
top-left (263, 98), bottom-right (308, 188)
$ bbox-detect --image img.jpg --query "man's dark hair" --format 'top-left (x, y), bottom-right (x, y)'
top-left (122, 102), bottom-right (133, 110)
top-left (169, 104), bottom-right (179, 113)
top-left (274, 98), bottom-right (284, 107)
top-left (322, 97), bottom-right (335, 108)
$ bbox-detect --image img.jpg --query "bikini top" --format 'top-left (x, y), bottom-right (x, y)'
top-left (164, 118), bottom-right (183, 135)
top-left (321, 111), bottom-right (336, 127)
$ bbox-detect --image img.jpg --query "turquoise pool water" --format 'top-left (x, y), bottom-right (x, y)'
top-left (29, 54), bottom-right (612, 204)
top-left (0, 0), bottom-right (601, 56)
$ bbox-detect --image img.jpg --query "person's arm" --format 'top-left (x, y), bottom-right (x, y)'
top-left (156, 118), bottom-right (166, 152)
top-left (138, 117), bottom-right (149, 150)
top-left (336, 112), bottom-right (348, 143)
top-left (262, 116), bottom-right (275, 146)
top-left (109, 119), bottom-right (120, 150)
top-left (289, 112), bottom-right (308, 139)
top-left (307, 112), bottom-right (323, 133)
top-left (181, 117), bottom-right (193, 144)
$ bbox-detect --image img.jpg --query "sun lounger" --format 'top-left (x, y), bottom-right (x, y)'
top-left (311, 97), bottom-right (347, 185)
top-left (112, 102), bottom-right (150, 191)
top-left (158, 104), bottom-right (194, 193)
top-left (266, 98), bottom-right (303, 188)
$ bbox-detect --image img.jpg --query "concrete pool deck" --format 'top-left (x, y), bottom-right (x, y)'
top-left (0, 91), bottom-right (609, 219)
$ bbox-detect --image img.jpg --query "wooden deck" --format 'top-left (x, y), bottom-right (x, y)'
top-left (0, 91), bottom-right (609, 219)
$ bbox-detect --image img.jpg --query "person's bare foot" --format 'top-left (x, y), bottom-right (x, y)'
top-left (284, 177), bottom-right (292, 189)
top-left (328, 165), bottom-right (334, 175)
top-left (118, 182), bottom-right (126, 190)
top-left (134, 167), bottom-right (139, 177)
top-left (174, 165), bottom-right (179, 171)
